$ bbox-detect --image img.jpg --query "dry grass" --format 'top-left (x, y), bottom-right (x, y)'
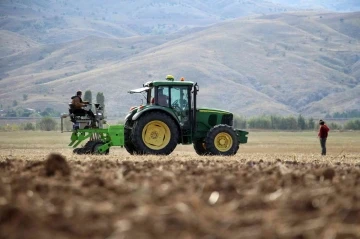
top-left (0, 130), bottom-right (359, 160)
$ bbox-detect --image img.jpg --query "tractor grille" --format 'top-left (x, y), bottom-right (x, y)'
top-left (221, 114), bottom-right (233, 126)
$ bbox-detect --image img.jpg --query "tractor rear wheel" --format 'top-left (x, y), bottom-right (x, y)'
top-left (124, 120), bottom-right (137, 155)
top-left (205, 124), bottom-right (238, 156)
top-left (193, 139), bottom-right (210, 155)
top-left (131, 112), bottom-right (179, 155)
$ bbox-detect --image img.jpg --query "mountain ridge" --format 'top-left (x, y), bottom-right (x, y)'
top-left (0, 1), bottom-right (359, 117)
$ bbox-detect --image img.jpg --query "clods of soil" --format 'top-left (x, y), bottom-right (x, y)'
top-left (0, 155), bottom-right (360, 239)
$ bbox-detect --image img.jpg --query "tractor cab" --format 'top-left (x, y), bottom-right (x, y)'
top-left (128, 79), bottom-right (194, 143)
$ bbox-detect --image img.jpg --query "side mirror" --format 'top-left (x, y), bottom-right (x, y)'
top-left (194, 83), bottom-right (199, 92)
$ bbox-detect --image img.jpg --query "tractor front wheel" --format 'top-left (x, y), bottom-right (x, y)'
top-left (131, 112), bottom-right (179, 155)
top-left (205, 125), bottom-right (238, 156)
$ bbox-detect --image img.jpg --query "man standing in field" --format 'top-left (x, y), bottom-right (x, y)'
top-left (318, 119), bottom-right (330, 156)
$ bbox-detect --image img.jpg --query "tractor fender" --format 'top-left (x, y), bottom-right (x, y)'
top-left (132, 106), bottom-right (180, 124)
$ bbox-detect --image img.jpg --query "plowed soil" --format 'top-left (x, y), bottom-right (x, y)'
top-left (0, 131), bottom-right (360, 239)
top-left (1, 154), bottom-right (360, 239)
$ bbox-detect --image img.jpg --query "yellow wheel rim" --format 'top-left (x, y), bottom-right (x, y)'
top-left (214, 132), bottom-right (233, 152)
top-left (142, 120), bottom-right (171, 150)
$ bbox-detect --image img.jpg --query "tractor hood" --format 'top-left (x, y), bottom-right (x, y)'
top-left (197, 108), bottom-right (232, 115)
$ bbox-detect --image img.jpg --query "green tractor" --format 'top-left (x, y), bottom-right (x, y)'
top-left (62, 77), bottom-right (248, 155)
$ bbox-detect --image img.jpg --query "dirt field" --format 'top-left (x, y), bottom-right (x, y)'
top-left (1, 131), bottom-right (360, 239)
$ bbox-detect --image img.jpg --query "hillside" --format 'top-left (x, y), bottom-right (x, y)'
top-left (0, 0), bottom-right (292, 44)
top-left (270, 0), bottom-right (360, 11)
top-left (1, 0), bottom-right (356, 47)
top-left (0, 30), bottom-right (40, 58)
top-left (0, 11), bottom-right (359, 117)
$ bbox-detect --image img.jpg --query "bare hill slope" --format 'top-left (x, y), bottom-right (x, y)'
top-left (0, 12), bottom-right (359, 117)
top-left (0, 0), bottom-right (291, 44)
top-left (270, 0), bottom-right (360, 11)
top-left (0, 30), bottom-right (40, 58)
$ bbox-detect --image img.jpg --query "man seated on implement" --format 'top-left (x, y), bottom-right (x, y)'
top-left (70, 90), bottom-right (95, 120)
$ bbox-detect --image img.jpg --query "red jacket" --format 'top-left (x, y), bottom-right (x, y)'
top-left (318, 124), bottom-right (330, 138)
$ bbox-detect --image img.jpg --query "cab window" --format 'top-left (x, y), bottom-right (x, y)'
top-left (170, 86), bottom-right (189, 121)
top-left (157, 86), bottom-right (169, 107)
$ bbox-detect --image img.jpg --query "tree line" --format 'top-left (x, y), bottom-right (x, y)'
top-left (325, 110), bottom-right (360, 119)
top-left (234, 114), bottom-right (360, 131)
top-left (1, 114), bottom-right (360, 132)
top-left (0, 117), bottom-right (59, 131)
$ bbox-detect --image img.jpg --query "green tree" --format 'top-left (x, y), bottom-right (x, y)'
top-left (329, 122), bottom-right (342, 130)
top-left (308, 118), bottom-right (315, 130)
top-left (344, 119), bottom-right (360, 130)
top-left (23, 122), bottom-right (35, 131)
top-left (40, 107), bottom-right (59, 117)
top-left (281, 116), bottom-right (297, 130)
top-left (96, 92), bottom-right (105, 109)
top-left (84, 90), bottom-right (92, 103)
top-left (234, 115), bottom-right (247, 129)
top-left (23, 94), bottom-right (28, 101)
top-left (37, 117), bottom-right (57, 131)
top-left (12, 100), bottom-right (18, 107)
top-left (6, 108), bottom-right (16, 117)
top-left (248, 116), bottom-right (271, 129)
top-left (297, 114), bottom-right (306, 130)
top-left (270, 115), bottom-right (282, 129)
top-left (84, 90), bottom-right (93, 109)
top-left (15, 107), bottom-right (24, 117)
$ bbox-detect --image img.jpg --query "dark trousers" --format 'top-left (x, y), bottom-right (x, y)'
top-left (73, 109), bottom-right (95, 119)
top-left (320, 138), bottom-right (327, 155)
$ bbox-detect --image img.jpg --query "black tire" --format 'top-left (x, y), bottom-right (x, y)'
top-left (124, 120), bottom-right (137, 155)
top-left (92, 141), bottom-right (110, 155)
top-left (73, 147), bottom-right (87, 155)
top-left (234, 145), bottom-right (240, 155)
top-left (205, 124), bottom-right (238, 156)
top-left (82, 140), bottom-right (96, 154)
top-left (131, 112), bottom-right (179, 155)
top-left (193, 139), bottom-right (210, 156)
top-left (73, 148), bottom-right (81, 154)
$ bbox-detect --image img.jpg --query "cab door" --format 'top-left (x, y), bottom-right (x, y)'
top-left (170, 86), bottom-right (192, 143)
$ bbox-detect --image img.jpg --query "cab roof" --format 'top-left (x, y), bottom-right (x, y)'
top-left (144, 80), bottom-right (195, 87)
